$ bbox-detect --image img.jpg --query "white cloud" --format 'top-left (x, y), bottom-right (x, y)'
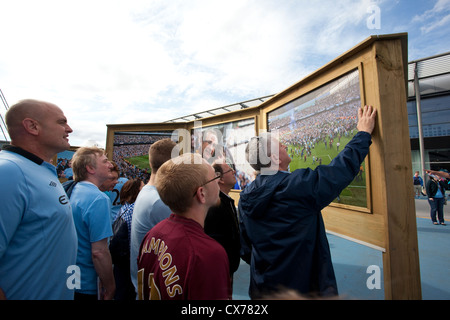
top-left (411, 0), bottom-right (450, 33)
top-left (412, 0), bottom-right (450, 22)
top-left (420, 13), bottom-right (450, 33)
top-left (1, 0), bottom-right (447, 147)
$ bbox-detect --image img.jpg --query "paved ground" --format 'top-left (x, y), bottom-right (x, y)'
top-left (232, 197), bottom-right (450, 300)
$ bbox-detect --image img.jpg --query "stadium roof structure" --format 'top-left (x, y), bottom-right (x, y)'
top-left (408, 51), bottom-right (450, 80)
top-left (407, 51), bottom-right (450, 97)
top-left (163, 94), bottom-right (274, 123)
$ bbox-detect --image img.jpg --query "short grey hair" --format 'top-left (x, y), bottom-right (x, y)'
top-left (245, 132), bottom-right (276, 171)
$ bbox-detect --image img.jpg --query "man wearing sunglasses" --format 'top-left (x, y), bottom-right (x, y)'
top-left (137, 153), bottom-right (231, 300)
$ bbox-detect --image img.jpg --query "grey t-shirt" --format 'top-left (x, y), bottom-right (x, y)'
top-left (129, 184), bottom-right (171, 294)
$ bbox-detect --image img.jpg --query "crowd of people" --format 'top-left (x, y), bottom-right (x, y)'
top-left (112, 136), bottom-right (155, 183)
top-left (1, 98), bottom-right (383, 300)
top-left (56, 158), bottom-right (73, 180)
top-left (269, 77), bottom-right (360, 167)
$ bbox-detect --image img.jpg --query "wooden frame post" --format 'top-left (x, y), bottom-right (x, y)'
top-left (371, 38), bottom-right (422, 299)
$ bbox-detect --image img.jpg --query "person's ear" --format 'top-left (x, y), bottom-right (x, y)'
top-left (270, 152), bottom-right (280, 165)
top-left (193, 187), bottom-right (207, 204)
top-left (22, 118), bottom-right (40, 136)
top-left (86, 164), bottom-right (96, 175)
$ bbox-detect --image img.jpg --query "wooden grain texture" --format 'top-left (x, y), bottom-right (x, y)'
top-left (372, 39), bottom-right (421, 299)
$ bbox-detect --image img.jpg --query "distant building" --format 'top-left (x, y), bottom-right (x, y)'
top-left (408, 52), bottom-right (450, 174)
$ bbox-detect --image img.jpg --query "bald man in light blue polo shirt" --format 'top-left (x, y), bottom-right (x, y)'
top-left (0, 99), bottom-right (77, 300)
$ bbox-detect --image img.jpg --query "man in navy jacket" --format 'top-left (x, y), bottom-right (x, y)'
top-left (239, 105), bottom-right (377, 298)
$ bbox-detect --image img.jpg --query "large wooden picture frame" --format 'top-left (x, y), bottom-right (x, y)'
top-left (104, 33), bottom-right (420, 299)
top-left (266, 68), bottom-right (369, 209)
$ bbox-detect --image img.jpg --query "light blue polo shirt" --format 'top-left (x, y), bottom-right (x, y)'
top-left (70, 181), bottom-right (113, 295)
top-left (0, 146), bottom-right (78, 300)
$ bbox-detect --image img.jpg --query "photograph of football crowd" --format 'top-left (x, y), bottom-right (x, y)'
top-left (112, 131), bottom-right (175, 183)
top-left (267, 69), bottom-right (367, 208)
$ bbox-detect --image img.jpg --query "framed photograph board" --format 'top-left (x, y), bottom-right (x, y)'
top-left (267, 68), bottom-right (367, 208)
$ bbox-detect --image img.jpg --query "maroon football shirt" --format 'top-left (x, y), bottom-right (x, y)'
top-left (137, 213), bottom-right (231, 300)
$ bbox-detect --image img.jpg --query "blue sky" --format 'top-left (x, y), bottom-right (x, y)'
top-left (0, 0), bottom-right (449, 147)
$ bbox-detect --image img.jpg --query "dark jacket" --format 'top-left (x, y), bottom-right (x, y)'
top-left (205, 191), bottom-right (241, 275)
top-left (426, 178), bottom-right (444, 198)
top-left (239, 131), bottom-right (372, 298)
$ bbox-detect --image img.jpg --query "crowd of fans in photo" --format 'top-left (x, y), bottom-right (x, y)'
top-left (111, 134), bottom-right (173, 183)
top-left (269, 80), bottom-right (360, 165)
top-left (113, 145), bottom-right (151, 183)
top-left (56, 158), bottom-right (73, 179)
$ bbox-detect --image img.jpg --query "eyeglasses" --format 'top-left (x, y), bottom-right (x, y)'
top-left (193, 172), bottom-right (221, 197)
top-left (221, 168), bottom-right (234, 175)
